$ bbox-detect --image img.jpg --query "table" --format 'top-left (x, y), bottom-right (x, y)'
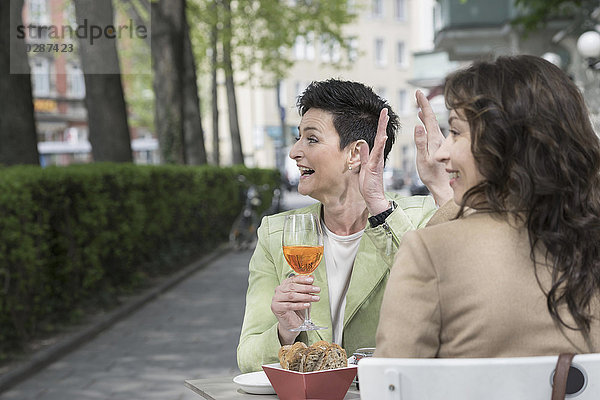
top-left (185, 377), bottom-right (361, 400)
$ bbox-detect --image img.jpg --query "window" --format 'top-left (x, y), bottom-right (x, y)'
top-left (295, 81), bottom-right (304, 98)
top-left (396, 41), bottom-right (407, 67)
top-left (67, 63), bottom-right (85, 98)
top-left (375, 38), bottom-right (386, 67)
top-left (64, 2), bottom-right (77, 28)
top-left (434, 2), bottom-right (443, 32)
top-left (294, 36), bottom-right (306, 60)
top-left (372, 0), bottom-right (383, 17)
top-left (305, 33), bottom-right (315, 60)
top-left (395, 0), bottom-right (406, 21)
top-left (28, 0), bottom-right (48, 25)
top-left (320, 35), bottom-right (340, 64)
top-left (398, 89), bottom-right (408, 115)
top-left (294, 34), bottom-right (314, 60)
top-left (31, 58), bottom-right (50, 97)
top-left (347, 0), bottom-right (357, 14)
top-left (348, 38), bottom-right (358, 62)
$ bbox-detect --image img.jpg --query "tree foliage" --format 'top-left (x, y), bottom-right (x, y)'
top-left (512, 0), bottom-right (599, 32)
top-left (189, 0), bottom-right (356, 86)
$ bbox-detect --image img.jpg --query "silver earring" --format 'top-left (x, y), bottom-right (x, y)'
top-left (348, 166), bottom-right (352, 171)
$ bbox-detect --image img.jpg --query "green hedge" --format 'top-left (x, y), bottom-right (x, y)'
top-left (0, 163), bottom-right (279, 358)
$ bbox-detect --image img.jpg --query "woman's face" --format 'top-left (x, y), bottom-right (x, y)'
top-left (289, 108), bottom-right (351, 201)
top-left (434, 109), bottom-right (485, 205)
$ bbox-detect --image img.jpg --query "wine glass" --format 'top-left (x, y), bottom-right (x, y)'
top-left (282, 213), bottom-right (327, 331)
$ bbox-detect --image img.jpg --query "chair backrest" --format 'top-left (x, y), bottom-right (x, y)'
top-left (357, 354), bottom-right (600, 400)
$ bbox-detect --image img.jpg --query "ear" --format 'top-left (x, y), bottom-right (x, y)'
top-left (347, 140), bottom-right (368, 169)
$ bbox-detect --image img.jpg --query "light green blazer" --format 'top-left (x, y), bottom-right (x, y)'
top-left (237, 193), bottom-right (437, 373)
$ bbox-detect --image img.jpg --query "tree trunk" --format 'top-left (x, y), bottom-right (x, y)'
top-left (0, 0), bottom-right (39, 166)
top-left (222, 0), bottom-right (244, 165)
top-left (210, 2), bottom-right (220, 166)
top-left (151, 0), bottom-right (185, 164)
top-left (121, 0), bottom-right (151, 47)
top-left (73, 0), bottom-right (133, 163)
top-left (182, 15), bottom-right (207, 165)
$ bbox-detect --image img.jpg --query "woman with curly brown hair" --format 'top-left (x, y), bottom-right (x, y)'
top-left (375, 55), bottom-right (600, 358)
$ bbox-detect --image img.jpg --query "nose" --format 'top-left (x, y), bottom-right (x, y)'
top-left (434, 135), bottom-right (450, 164)
top-left (289, 139), bottom-right (300, 160)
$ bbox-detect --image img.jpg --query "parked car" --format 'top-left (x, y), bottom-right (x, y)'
top-left (409, 175), bottom-right (430, 196)
top-left (383, 168), bottom-right (405, 191)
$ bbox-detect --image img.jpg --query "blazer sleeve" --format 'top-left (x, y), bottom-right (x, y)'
top-left (364, 195), bottom-right (437, 265)
top-left (237, 216), bottom-right (283, 373)
top-left (374, 230), bottom-right (442, 358)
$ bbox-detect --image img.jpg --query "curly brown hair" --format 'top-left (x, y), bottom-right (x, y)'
top-left (444, 55), bottom-right (600, 335)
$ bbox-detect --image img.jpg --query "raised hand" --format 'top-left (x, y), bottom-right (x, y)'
top-left (414, 90), bottom-right (453, 206)
top-left (271, 275), bottom-right (320, 344)
top-left (358, 108), bottom-right (392, 216)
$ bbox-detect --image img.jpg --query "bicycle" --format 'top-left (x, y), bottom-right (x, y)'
top-left (229, 176), bottom-right (283, 251)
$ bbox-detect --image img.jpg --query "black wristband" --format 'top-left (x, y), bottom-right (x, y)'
top-left (368, 201), bottom-right (397, 228)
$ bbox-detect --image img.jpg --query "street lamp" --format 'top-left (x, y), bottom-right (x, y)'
top-left (577, 30), bottom-right (600, 69)
top-left (542, 52), bottom-right (563, 68)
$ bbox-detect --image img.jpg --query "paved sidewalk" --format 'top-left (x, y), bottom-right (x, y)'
top-left (0, 249), bottom-right (253, 400)
top-left (0, 189), bottom-right (317, 400)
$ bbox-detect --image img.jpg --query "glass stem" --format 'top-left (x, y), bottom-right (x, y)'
top-left (305, 304), bottom-right (311, 324)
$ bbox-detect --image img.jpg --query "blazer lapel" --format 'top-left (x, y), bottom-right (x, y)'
top-left (274, 203), bottom-right (332, 342)
top-left (343, 235), bottom-right (390, 326)
top-left (309, 255), bottom-right (333, 342)
top-left (309, 203), bottom-right (332, 341)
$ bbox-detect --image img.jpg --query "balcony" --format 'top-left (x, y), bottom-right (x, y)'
top-left (408, 51), bottom-right (461, 88)
top-left (434, 0), bottom-right (521, 61)
top-left (434, 0), bottom-right (573, 61)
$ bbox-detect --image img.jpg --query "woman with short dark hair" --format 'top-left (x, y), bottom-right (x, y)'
top-left (237, 79), bottom-right (452, 372)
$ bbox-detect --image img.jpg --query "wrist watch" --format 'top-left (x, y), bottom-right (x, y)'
top-left (368, 201), bottom-right (397, 228)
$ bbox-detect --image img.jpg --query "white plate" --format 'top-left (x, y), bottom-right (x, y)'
top-left (233, 371), bottom-right (276, 395)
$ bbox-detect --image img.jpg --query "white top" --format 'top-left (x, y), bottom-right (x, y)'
top-left (322, 222), bottom-right (364, 345)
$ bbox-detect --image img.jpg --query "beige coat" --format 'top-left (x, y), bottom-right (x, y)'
top-left (376, 209), bottom-right (599, 358)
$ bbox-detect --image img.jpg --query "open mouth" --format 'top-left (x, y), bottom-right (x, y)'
top-left (299, 167), bottom-right (315, 176)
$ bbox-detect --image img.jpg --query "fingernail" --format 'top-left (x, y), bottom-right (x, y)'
top-left (305, 277), bottom-right (314, 283)
top-left (304, 303), bottom-right (311, 307)
top-left (312, 286), bottom-right (320, 292)
top-left (312, 295), bottom-right (320, 301)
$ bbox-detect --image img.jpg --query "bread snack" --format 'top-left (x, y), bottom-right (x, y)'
top-left (278, 341), bottom-right (347, 372)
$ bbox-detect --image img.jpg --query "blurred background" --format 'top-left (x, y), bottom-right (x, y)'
top-left (4, 0), bottom-right (600, 190)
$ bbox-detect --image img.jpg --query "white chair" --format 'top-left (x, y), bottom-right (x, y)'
top-left (357, 354), bottom-right (600, 400)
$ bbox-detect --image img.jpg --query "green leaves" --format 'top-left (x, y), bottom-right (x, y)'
top-left (0, 163), bottom-right (278, 359)
top-left (513, 0), bottom-right (594, 32)
top-left (188, 0), bottom-right (356, 85)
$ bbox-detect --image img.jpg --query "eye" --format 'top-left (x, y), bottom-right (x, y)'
top-left (449, 129), bottom-right (460, 137)
top-left (308, 137), bottom-right (318, 143)
top-left (294, 136), bottom-right (300, 142)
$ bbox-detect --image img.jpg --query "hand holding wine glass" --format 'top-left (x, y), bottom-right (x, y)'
top-left (282, 213), bottom-right (326, 332)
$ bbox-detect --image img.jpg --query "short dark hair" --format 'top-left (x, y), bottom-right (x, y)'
top-left (296, 79), bottom-right (399, 163)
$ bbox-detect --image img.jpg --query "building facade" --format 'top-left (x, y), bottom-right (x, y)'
top-left (22, 0), bottom-right (158, 166)
top-left (208, 0), bottom-right (443, 188)
top-left (431, 0), bottom-right (600, 133)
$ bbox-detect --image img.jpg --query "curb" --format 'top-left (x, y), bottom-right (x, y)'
top-left (0, 243), bottom-right (230, 394)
